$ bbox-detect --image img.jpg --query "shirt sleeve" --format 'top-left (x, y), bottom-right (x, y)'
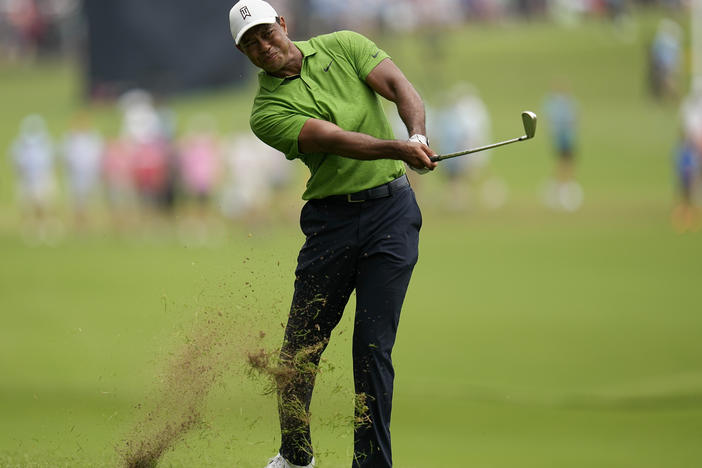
top-left (333, 30), bottom-right (390, 80)
top-left (250, 104), bottom-right (309, 161)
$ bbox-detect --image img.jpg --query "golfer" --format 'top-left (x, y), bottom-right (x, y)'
top-left (229, 1), bottom-right (436, 467)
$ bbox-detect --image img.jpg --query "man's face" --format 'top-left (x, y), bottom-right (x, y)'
top-left (237, 20), bottom-right (290, 74)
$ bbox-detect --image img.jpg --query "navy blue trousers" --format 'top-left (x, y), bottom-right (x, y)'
top-left (278, 180), bottom-right (421, 468)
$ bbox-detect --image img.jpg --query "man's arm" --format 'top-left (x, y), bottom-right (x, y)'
top-left (365, 58), bottom-right (426, 137)
top-left (297, 58), bottom-right (437, 171)
top-left (298, 119), bottom-right (434, 170)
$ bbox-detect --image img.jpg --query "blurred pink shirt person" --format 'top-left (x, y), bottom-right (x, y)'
top-left (102, 138), bottom-right (135, 208)
top-left (178, 114), bottom-right (220, 202)
top-left (179, 133), bottom-right (219, 201)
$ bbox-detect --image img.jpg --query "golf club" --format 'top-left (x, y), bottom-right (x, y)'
top-left (429, 111), bottom-right (537, 162)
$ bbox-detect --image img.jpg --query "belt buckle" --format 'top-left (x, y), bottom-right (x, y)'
top-left (347, 193), bottom-right (365, 203)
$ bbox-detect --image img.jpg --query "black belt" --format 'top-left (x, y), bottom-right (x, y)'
top-left (324, 174), bottom-right (410, 203)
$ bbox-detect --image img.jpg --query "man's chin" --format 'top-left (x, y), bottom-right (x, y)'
top-left (262, 64), bottom-right (286, 76)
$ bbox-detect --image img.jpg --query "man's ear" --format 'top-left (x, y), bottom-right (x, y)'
top-left (278, 16), bottom-right (287, 34)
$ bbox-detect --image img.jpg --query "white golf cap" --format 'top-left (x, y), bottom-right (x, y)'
top-left (229, 0), bottom-right (278, 45)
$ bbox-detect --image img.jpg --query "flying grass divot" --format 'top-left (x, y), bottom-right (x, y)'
top-left (117, 305), bottom-right (260, 468)
top-left (117, 250), bottom-right (291, 467)
top-left (118, 310), bottom-right (232, 467)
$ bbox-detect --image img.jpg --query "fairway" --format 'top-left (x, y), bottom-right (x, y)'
top-left (2, 8), bottom-right (702, 468)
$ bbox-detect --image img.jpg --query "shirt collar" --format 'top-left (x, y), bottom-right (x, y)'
top-left (258, 40), bottom-right (317, 92)
top-left (295, 40), bottom-right (316, 58)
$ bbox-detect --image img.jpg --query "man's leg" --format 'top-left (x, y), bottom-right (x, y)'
top-left (352, 187), bottom-right (421, 467)
top-left (278, 274), bottom-right (352, 465)
top-left (278, 200), bottom-right (360, 466)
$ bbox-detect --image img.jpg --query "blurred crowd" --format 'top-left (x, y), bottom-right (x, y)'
top-left (275, 0), bottom-right (683, 36)
top-left (8, 81), bottom-right (588, 245)
top-left (8, 90), bottom-right (295, 243)
top-left (641, 16), bottom-right (702, 232)
top-left (0, 0), bottom-right (687, 62)
top-left (2, 0), bottom-right (698, 240)
top-left (12, 75), bottom-right (702, 244)
top-left (0, 0), bottom-right (80, 60)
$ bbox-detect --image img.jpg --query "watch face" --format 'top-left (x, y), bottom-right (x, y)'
top-left (410, 134), bottom-right (427, 145)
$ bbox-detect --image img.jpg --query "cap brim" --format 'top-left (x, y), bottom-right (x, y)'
top-left (235, 17), bottom-right (277, 45)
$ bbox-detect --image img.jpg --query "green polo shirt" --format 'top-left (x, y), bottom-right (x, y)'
top-left (249, 30), bottom-right (405, 200)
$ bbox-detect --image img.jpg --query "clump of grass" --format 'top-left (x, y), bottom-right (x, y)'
top-left (245, 338), bottom-right (373, 461)
top-left (354, 392), bottom-right (371, 430)
top-left (246, 340), bottom-right (327, 393)
top-left (246, 347), bottom-right (296, 395)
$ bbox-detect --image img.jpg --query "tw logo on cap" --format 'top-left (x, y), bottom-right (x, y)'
top-left (240, 6), bottom-right (251, 19)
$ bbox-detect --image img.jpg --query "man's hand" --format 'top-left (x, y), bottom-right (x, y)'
top-left (405, 134), bottom-right (437, 174)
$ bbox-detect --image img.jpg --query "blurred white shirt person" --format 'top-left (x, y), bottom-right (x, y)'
top-left (61, 113), bottom-right (104, 224)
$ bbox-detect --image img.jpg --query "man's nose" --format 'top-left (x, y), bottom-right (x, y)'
top-left (253, 37), bottom-right (270, 52)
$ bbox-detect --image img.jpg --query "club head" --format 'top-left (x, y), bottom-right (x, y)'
top-left (521, 111), bottom-right (537, 139)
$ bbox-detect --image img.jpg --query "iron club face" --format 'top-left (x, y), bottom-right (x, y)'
top-left (521, 111), bottom-right (537, 139)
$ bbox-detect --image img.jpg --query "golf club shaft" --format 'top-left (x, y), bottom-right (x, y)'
top-left (430, 135), bottom-right (528, 162)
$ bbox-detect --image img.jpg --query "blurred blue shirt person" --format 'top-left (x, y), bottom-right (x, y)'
top-left (671, 137), bottom-right (701, 232)
top-left (649, 18), bottom-right (682, 101)
top-left (9, 114), bottom-right (63, 242)
top-left (543, 87), bottom-right (583, 211)
top-left (10, 115), bottom-right (56, 215)
top-left (544, 90), bottom-right (577, 160)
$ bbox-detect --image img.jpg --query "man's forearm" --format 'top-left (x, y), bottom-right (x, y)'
top-left (298, 118), bottom-right (435, 170)
top-left (394, 81), bottom-right (426, 137)
top-left (302, 122), bottom-right (402, 161)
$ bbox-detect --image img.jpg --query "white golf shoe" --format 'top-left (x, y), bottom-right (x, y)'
top-left (265, 453), bottom-right (315, 468)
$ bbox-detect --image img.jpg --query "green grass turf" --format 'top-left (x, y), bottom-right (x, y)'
top-left (1, 8), bottom-right (702, 468)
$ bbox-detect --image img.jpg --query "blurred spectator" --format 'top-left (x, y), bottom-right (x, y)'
top-left (680, 78), bottom-right (702, 154)
top-left (177, 113), bottom-right (220, 207)
top-left (542, 84), bottom-right (583, 211)
top-left (219, 132), bottom-right (290, 224)
top-left (176, 113), bottom-right (221, 242)
top-left (671, 134), bottom-right (701, 232)
top-left (118, 89), bottom-right (176, 217)
top-left (434, 82), bottom-right (507, 211)
top-left (60, 111), bottom-right (104, 228)
top-left (102, 136), bottom-right (136, 230)
top-left (131, 139), bottom-right (173, 213)
top-left (648, 18), bottom-right (683, 102)
top-left (1, 0), bottom-right (84, 60)
top-left (42, 0), bottom-right (82, 56)
top-left (1, 0), bottom-right (45, 60)
top-left (672, 78), bottom-right (702, 232)
top-left (9, 114), bottom-right (62, 242)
